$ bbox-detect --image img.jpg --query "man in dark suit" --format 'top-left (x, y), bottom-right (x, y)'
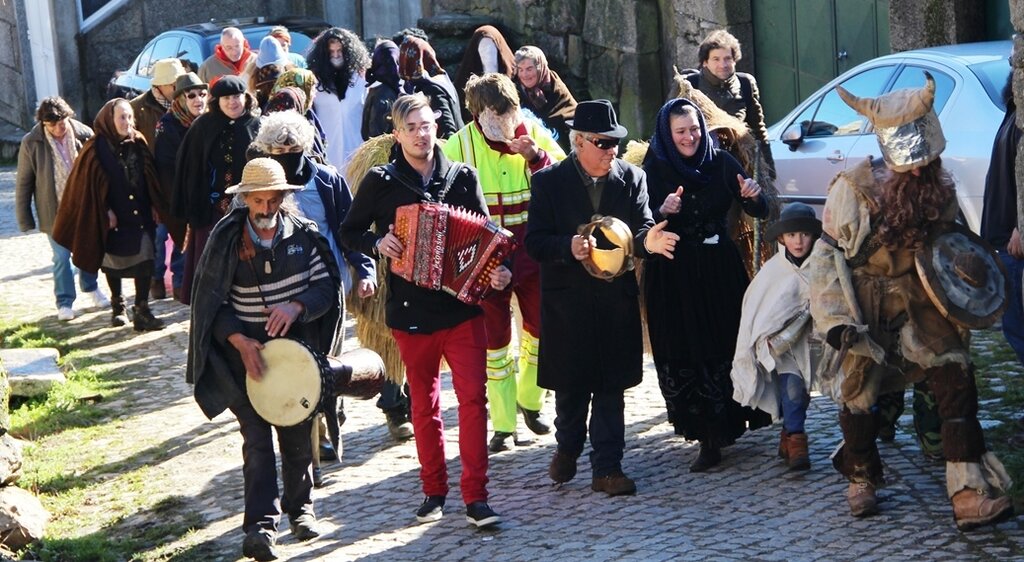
top-left (525, 100), bottom-right (678, 496)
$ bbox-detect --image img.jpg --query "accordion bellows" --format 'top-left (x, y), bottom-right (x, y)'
top-left (391, 202), bottom-right (517, 305)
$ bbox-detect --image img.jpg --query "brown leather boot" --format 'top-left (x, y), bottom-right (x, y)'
top-left (591, 471), bottom-right (636, 496)
top-left (778, 429), bottom-right (789, 460)
top-left (786, 432), bottom-right (811, 471)
top-left (847, 482), bottom-right (878, 517)
top-left (951, 488), bottom-right (1014, 531)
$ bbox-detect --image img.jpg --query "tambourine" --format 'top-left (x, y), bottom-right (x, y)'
top-left (577, 215), bottom-right (634, 280)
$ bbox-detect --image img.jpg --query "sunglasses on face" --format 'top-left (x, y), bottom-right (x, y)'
top-left (586, 135), bottom-right (620, 150)
top-left (186, 91), bottom-right (208, 100)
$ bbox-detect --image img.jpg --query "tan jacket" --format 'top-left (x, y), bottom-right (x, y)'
top-left (129, 90), bottom-right (165, 152)
top-left (15, 119), bottom-right (93, 234)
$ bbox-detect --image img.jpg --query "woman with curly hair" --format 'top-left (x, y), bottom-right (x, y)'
top-left (306, 27), bottom-right (370, 178)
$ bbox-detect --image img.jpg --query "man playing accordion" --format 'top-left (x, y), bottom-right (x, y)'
top-left (340, 93), bottom-right (511, 528)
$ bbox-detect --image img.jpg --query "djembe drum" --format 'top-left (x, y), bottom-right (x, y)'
top-left (246, 339), bottom-right (385, 427)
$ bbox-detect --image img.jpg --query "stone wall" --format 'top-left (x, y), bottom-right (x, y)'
top-left (427, 0), bottom-right (756, 140)
top-left (0, 1), bottom-right (29, 129)
top-left (889, 0), bottom-right (986, 51)
top-left (1011, 0), bottom-right (1024, 232)
top-left (53, 0), bottom-right (322, 119)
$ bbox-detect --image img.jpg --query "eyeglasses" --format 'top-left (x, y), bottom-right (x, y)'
top-left (585, 135), bottom-right (620, 150)
top-left (402, 123), bottom-right (436, 135)
top-left (186, 91), bottom-right (208, 99)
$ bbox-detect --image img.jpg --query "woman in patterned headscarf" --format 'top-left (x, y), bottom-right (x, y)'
top-left (267, 77), bottom-right (328, 166)
top-left (398, 36), bottom-right (463, 138)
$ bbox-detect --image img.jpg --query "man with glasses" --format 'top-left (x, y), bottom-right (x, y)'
top-left (526, 99), bottom-right (678, 497)
top-left (16, 96), bottom-right (109, 320)
top-left (341, 93), bottom-right (510, 528)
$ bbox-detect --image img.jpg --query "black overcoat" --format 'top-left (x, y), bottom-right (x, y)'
top-left (525, 157), bottom-right (656, 393)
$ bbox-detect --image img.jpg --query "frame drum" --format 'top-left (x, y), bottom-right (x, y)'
top-left (246, 339), bottom-right (326, 427)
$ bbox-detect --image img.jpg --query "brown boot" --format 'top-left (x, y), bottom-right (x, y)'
top-left (778, 429), bottom-right (789, 459)
top-left (548, 450), bottom-right (578, 484)
top-left (951, 488), bottom-right (1014, 531)
top-left (847, 482), bottom-right (878, 517)
top-left (786, 432), bottom-right (811, 471)
top-left (591, 471), bottom-right (636, 496)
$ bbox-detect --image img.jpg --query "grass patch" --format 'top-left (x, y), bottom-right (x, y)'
top-left (1, 320), bottom-right (199, 560)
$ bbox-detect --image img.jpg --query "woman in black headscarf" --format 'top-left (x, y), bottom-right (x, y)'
top-left (642, 98), bottom-right (771, 472)
top-left (171, 75), bottom-right (259, 304)
top-left (52, 98), bottom-right (166, 330)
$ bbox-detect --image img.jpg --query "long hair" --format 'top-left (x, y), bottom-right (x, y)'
top-left (874, 158), bottom-right (956, 250)
top-left (306, 27), bottom-right (370, 101)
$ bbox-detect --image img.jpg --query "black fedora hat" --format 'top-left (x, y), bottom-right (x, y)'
top-left (766, 202), bottom-right (822, 240)
top-left (566, 99), bottom-right (627, 139)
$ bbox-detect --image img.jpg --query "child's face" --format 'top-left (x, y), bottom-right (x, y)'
top-left (781, 231), bottom-right (815, 258)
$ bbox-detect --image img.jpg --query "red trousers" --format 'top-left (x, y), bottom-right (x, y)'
top-left (392, 315), bottom-right (490, 504)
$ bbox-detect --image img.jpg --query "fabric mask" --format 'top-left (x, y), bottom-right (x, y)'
top-left (478, 107), bottom-right (519, 143)
top-left (330, 57), bottom-right (345, 69)
top-left (271, 151), bottom-right (306, 184)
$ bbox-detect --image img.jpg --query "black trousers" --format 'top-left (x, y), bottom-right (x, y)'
top-left (553, 389), bottom-right (626, 478)
top-left (229, 398), bottom-right (315, 534)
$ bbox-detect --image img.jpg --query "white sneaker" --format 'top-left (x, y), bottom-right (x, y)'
top-left (84, 289), bottom-right (110, 309)
top-left (57, 306), bottom-right (75, 321)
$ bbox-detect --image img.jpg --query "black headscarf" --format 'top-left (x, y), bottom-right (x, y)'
top-left (367, 40), bottom-right (401, 93)
top-left (649, 98), bottom-right (715, 189)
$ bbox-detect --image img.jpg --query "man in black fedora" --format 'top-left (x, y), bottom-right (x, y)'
top-left (525, 99), bottom-right (678, 496)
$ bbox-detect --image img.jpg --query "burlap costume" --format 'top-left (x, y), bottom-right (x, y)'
top-left (807, 76), bottom-right (1012, 527)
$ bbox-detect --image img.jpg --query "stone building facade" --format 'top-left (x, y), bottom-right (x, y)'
top-left (0, 1), bottom-right (31, 130)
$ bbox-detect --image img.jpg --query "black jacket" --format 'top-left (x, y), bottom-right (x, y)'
top-left (340, 146), bottom-right (488, 334)
top-left (186, 207), bottom-right (342, 419)
top-left (525, 157), bottom-right (655, 392)
top-left (362, 83), bottom-right (400, 140)
top-left (981, 107), bottom-right (1021, 248)
top-left (407, 75), bottom-right (464, 139)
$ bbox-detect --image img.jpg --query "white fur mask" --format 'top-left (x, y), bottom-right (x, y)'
top-left (477, 107), bottom-right (520, 143)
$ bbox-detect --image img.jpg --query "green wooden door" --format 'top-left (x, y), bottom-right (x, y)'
top-left (754, 0), bottom-right (890, 125)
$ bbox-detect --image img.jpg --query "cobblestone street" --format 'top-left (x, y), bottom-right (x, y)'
top-left (1, 166), bottom-right (1022, 561)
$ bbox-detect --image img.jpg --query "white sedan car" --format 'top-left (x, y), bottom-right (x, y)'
top-left (767, 41), bottom-right (1011, 232)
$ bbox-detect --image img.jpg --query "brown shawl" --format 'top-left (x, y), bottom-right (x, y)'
top-left (52, 99), bottom-right (168, 273)
top-left (453, 25), bottom-right (516, 123)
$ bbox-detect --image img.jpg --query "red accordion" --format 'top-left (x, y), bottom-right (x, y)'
top-left (390, 202), bottom-right (516, 305)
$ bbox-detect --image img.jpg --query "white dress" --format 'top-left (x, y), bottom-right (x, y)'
top-left (313, 72), bottom-right (367, 183)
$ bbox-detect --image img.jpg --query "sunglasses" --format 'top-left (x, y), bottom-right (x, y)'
top-left (185, 91), bottom-right (208, 99)
top-left (585, 135), bottom-right (620, 150)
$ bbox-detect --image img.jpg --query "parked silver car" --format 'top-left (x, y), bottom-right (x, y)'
top-left (767, 41), bottom-right (1011, 232)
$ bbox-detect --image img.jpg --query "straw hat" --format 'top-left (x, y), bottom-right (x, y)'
top-left (225, 158), bottom-right (303, 194)
top-left (151, 58), bottom-right (186, 87)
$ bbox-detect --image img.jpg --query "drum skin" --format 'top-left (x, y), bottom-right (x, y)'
top-left (246, 339), bottom-right (324, 427)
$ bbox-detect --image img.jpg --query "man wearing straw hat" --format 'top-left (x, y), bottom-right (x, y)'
top-left (186, 158), bottom-right (342, 560)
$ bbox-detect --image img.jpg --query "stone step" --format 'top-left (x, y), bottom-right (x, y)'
top-left (0, 348), bottom-right (66, 398)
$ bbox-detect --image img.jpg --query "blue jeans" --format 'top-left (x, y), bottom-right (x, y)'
top-left (999, 252), bottom-right (1024, 365)
top-left (48, 235), bottom-right (98, 309)
top-left (779, 372), bottom-right (809, 434)
top-left (154, 224), bottom-right (184, 289)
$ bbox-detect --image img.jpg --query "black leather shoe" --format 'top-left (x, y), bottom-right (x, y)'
top-left (518, 404), bottom-right (552, 435)
top-left (241, 528), bottom-right (278, 561)
top-left (385, 409), bottom-right (414, 441)
top-left (689, 443), bottom-right (722, 473)
top-left (488, 431), bottom-right (515, 453)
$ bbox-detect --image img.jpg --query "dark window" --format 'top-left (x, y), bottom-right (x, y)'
top-left (80, 0), bottom-right (114, 20)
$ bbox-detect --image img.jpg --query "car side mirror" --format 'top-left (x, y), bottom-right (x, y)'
top-left (782, 124), bottom-right (804, 151)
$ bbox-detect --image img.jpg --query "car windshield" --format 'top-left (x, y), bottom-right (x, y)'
top-left (204, 29), bottom-right (314, 62)
top-left (969, 59), bottom-right (1011, 111)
